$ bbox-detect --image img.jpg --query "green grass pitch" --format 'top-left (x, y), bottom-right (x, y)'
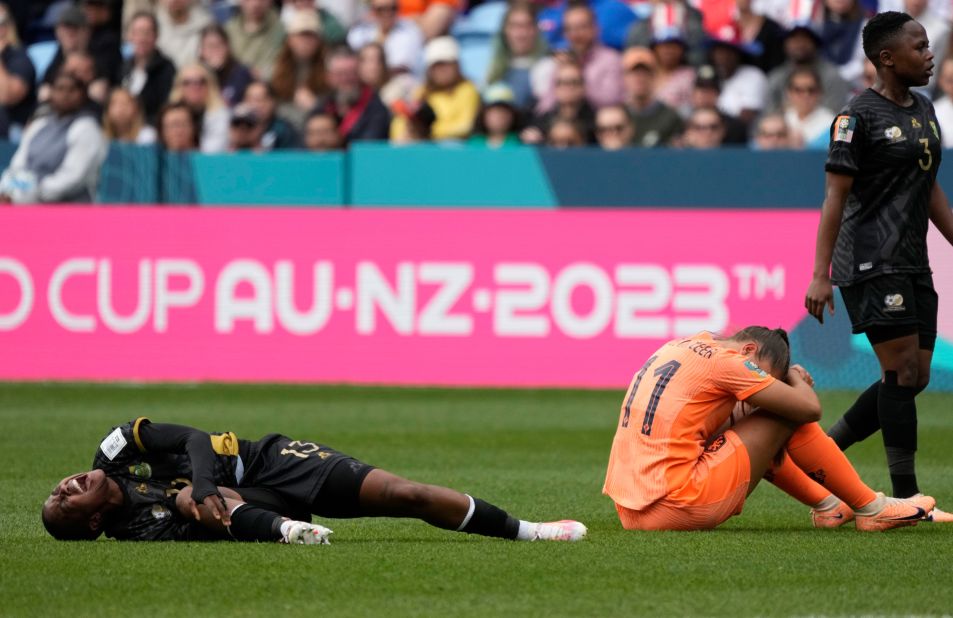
top-left (1, 383), bottom-right (951, 617)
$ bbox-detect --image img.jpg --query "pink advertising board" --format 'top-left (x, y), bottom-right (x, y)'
top-left (0, 208), bottom-right (818, 387)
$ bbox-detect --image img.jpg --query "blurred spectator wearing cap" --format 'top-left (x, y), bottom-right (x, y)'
top-left (227, 102), bottom-right (266, 151)
top-left (537, 0), bottom-right (637, 52)
top-left (622, 46), bottom-right (682, 147)
top-left (40, 6), bottom-right (92, 100)
top-left (391, 36), bottom-right (478, 141)
top-left (691, 64), bottom-right (747, 143)
top-left (627, 0), bottom-right (706, 67)
top-left (933, 58), bottom-right (953, 148)
top-left (281, 0), bottom-right (347, 46)
top-left (734, 0), bottom-right (785, 73)
top-left (270, 10), bottom-right (328, 127)
top-left (0, 71), bottom-right (106, 204)
top-left (650, 29), bottom-right (696, 117)
top-left (708, 24), bottom-right (766, 125)
top-left (316, 46), bottom-right (390, 142)
top-left (485, 2), bottom-right (550, 112)
top-left (681, 105), bottom-right (725, 148)
top-left (242, 80), bottom-right (301, 148)
top-left (157, 0), bottom-right (213, 70)
top-left (752, 112), bottom-right (792, 149)
top-left (168, 62), bottom-right (230, 152)
top-left (157, 100), bottom-right (199, 151)
top-left (303, 109), bottom-right (342, 150)
top-left (819, 0), bottom-right (866, 85)
top-left (199, 24), bottom-right (253, 107)
top-left (0, 2), bottom-right (35, 140)
top-left (904, 0), bottom-right (949, 94)
top-left (80, 0), bottom-right (122, 84)
top-left (225, 0), bottom-right (286, 80)
top-left (594, 104), bottom-right (634, 150)
top-left (120, 11), bottom-right (177, 123)
top-left (103, 87), bottom-right (157, 145)
top-left (521, 60), bottom-right (594, 144)
top-left (765, 23), bottom-right (849, 114)
top-left (782, 66), bottom-right (832, 149)
top-left (546, 117), bottom-right (586, 147)
top-left (468, 83), bottom-right (522, 148)
top-left (357, 42), bottom-right (418, 109)
top-left (397, 0), bottom-right (460, 41)
top-left (347, 0), bottom-right (424, 76)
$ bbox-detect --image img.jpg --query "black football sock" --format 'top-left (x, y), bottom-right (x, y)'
top-left (458, 496), bottom-right (520, 540)
top-left (828, 380), bottom-right (882, 450)
top-left (226, 504), bottom-right (284, 542)
top-left (878, 372), bottom-right (920, 498)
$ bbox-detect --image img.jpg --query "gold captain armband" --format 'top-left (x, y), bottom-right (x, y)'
top-left (210, 432), bottom-right (240, 456)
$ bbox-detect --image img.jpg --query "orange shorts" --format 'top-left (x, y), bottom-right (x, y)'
top-left (615, 430), bottom-right (751, 531)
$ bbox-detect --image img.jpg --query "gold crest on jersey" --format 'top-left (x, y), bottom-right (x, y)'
top-left (911, 118), bottom-right (922, 128)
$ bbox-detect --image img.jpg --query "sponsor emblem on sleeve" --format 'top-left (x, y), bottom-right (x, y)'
top-left (930, 120), bottom-right (940, 140)
top-left (129, 463), bottom-right (152, 479)
top-left (743, 360), bottom-right (768, 378)
top-left (884, 294), bottom-right (905, 312)
top-left (884, 126), bottom-right (904, 142)
top-left (100, 427), bottom-right (128, 461)
top-left (834, 116), bottom-right (855, 142)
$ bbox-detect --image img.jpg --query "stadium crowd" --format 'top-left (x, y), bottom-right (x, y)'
top-left (0, 0), bottom-right (950, 200)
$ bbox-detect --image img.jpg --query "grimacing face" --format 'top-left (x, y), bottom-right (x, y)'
top-left (43, 469), bottom-right (112, 534)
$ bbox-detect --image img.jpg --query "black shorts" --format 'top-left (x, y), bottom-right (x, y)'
top-left (237, 434), bottom-right (374, 519)
top-left (838, 273), bottom-right (938, 348)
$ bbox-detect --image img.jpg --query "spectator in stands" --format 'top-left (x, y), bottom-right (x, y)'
top-left (626, 0), bottom-right (706, 66)
top-left (103, 87), bottom-right (158, 145)
top-left (347, 0), bottom-right (423, 76)
top-left (538, 0), bottom-right (637, 52)
top-left (782, 66), bottom-right (833, 149)
top-left (681, 106), bottom-right (725, 149)
top-left (357, 42), bottom-right (417, 108)
top-left (690, 64), bottom-right (747, 144)
top-left (765, 24), bottom-right (850, 115)
top-left (227, 102), bottom-right (266, 151)
top-left (819, 0), bottom-right (866, 85)
top-left (752, 112), bottom-right (793, 150)
top-left (546, 117), bottom-right (586, 148)
top-left (121, 11), bottom-right (178, 123)
top-left (391, 100), bottom-right (435, 144)
top-left (860, 56), bottom-right (876, 91)
top-left (157, 100), bottom-right (199, 151)
top-left (734, 0), bottom-right (785, 73)
top-left (0, 72), bottom-right (106, 204)
top-left (546, 3), bottom-right (623, 110)
top-left (280, 0), bottom-right (347, 46)
top-left (79, 0), bottom-right (122, 85)
top-left (468, 83), bottom-right (522, 148)
top-left (905, 0), bottom-right (949, 94)
top-left (398, 0), bottom-right (459, 41)
top-left (199, 24), bottom-right (253, 107)
top-left (225, 0), bottom-right (286, 80)
top-left (169, 62), bottom-right (230, 152)
top-left (651, 30), bottom-right (695, 117)
top-left (40, 7), bottom-right (91, 100)
top-left (303, 109), bottom-right (342, 150)
top-left (931, 57), bottom-right (953, 148)
top-left (594, 103), bottom-right (634, 150)
top-left (242, 80), bottom-right (301, 149)
top-left (521, 60), bottom-right (594, 144)
top-left (485, 2), bottom-right (549, 111)
top-left (391, 36), bottom-right (478, 141)
top-left (621, 46), bottom-right (682, 147)
top-left (0, 1), bottom-right (35, 140)
top-left (157, 0), bottom-right (213, 70)
top-left (708, 24), bottom-right (766, 126)
top-left (60, 50), bottom-right (106, 117)
top-left (316, 46), bottom-right (390, 142)
top-left (270, 10), bottom-right (327, 127)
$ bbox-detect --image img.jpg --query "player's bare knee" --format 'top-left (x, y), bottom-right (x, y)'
top-left (386, 481), bottom-right (436, 513)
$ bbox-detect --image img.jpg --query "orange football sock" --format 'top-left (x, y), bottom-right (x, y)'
top-left (786, 422), bottom-right (877, 510)
top-left (766, 452), bottom-right (830, 507)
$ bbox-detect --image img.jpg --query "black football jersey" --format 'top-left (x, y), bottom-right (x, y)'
top-left (825, 89), bottom-right (940, 286)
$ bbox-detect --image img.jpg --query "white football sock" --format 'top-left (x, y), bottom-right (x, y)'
top-left (813, 494), bottom-right (841, 511)
top-left (516, 520), bottom-right (538, 541)
top-left (279, 519), bottom-right (295, 541)
top-left (855, 494), bottom-right (887, 516)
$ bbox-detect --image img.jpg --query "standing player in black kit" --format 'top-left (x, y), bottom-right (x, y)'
top-left (805, 11), bottom-right (953, 521)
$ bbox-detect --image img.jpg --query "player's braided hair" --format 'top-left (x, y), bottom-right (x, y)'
top-left (728, 326), bottom-right (791, 378)
top-left (862, 11), bottom-right (914, 65)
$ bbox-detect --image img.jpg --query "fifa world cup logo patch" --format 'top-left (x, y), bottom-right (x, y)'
top-left (884, 294), bottom-right (905, 312)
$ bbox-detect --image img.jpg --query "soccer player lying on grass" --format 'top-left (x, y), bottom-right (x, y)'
top-left (603, 326), bottom-right (935, 531)
top-left (42, 418), bottom-right (587, 544)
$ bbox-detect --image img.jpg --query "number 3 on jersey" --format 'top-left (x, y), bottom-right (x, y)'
top-left (621, 357), bottom-right (682, 435)
top-left (919, 138), bottom-right (933, 171)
